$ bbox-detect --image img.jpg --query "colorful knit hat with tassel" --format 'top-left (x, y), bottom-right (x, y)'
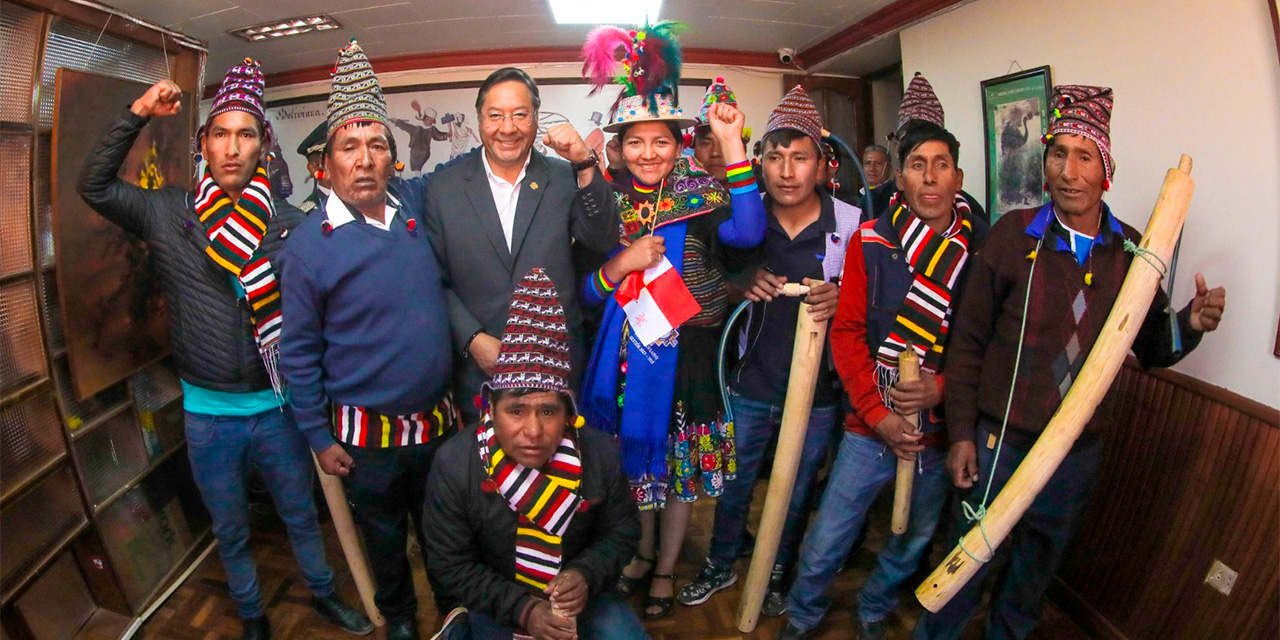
top-left (197, 58), bottom-right (273, 148)
top-left (1044, 85), bottom-right (1115, 180)
top-left (893, 72), bottom-right (945, 136)
top-left (767, 85), bottom-right (824, 150)
top-left (581, 21), bottom-right (696, 133)
top-left (697, 77), bottom-right (738, 124)
top-left (326, 40), bottom-right (390, 139)
top-left (483, 268), bottom-right (577, 414)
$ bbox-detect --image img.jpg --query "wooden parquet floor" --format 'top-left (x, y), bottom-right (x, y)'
top-left (139, 478), bottom-right (1091, 640)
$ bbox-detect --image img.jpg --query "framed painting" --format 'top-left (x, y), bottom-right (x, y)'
top-left (53, 70), bottom-right (187, 400)
top-left (981, 66), bottom-right (1052, 222)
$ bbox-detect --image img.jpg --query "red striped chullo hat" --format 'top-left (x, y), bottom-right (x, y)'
top-left (766, 85), bottom-right (824, 149)
top-left (897, 72), bottom-right (945, 131)
top-left (1046, 85), bottom-right (1115, 180)
top-left (484, 268), bottom-right (576, 413)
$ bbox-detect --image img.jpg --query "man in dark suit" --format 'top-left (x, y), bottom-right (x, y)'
top-left (425, 67), bottom-right (617, 424)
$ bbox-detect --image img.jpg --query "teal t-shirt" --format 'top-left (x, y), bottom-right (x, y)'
top-left (182, 380), bottom-right (281, 416)
top-left (180, 276), bottom-right (281, 415)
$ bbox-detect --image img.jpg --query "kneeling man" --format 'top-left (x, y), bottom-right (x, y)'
top-left (425, 268), bottom-right (646, 640)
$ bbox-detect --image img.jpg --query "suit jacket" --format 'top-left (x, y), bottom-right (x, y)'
top-left (424, 148), bottom-right (617, 414)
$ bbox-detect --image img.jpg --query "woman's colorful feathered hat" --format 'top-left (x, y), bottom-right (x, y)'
top-left (581, 21), bottom-right (696, 133)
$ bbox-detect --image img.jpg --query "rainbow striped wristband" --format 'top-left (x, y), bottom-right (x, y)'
top-left (726, 160), bottom-right (757, 195)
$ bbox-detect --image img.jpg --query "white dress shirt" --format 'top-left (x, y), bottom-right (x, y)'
top-left (324, 190), bottom-right (398, 231)
top-left (481, 149), bottom-right (531, 250)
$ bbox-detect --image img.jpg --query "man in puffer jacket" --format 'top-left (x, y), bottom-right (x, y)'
top-left (77, 63), bottom-right (369, 640)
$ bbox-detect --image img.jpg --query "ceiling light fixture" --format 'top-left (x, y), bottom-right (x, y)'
top-left (548, 0), bottom-right (662, 25)
top-left (230, 14), bottom-right (341, 42)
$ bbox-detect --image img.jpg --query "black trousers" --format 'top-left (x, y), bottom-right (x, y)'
top-left (342, 433), bottom-right (452, 619)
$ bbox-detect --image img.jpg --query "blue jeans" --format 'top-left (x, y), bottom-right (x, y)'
top-left (912, 429), bottom-right (1102, 640)
top-left (707, 394), bottom-right (838, 570)
top-left (441, 593), bottom-right (649, 640)
top-left (787, 430), bottom-right (949, 631)
top-left (185, 408), bottom-right (333, 619)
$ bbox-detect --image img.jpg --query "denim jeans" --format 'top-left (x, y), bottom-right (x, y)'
top-left (707, 394), bottom-right (838, 570)
top-left (185, 408), bottom-right (333, 619)
top-left (441, 593), bottom-right (649, 640)
top-left (787, 430), bottom-right (949, 631)
top-left (343, 435), bottom-right (452, 619)
top-left (912, 429), bottom-right (1102, 640)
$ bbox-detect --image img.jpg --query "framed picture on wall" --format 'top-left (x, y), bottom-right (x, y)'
top-left (981, 66), bottom-right (1052, 222)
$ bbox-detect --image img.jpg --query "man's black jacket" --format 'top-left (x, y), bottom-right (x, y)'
top-left (77, 109), bottom-right (305, 392)
top-left (423, 425), bottom-right (639, 628)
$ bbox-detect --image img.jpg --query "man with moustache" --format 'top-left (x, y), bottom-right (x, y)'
top-left (778, 120), bottom-right (988, 640)
top-left (277, 42), bottom-right (454, 640)
top-left (424, 67), bottom-right (617, 425)
top-left (77, 64), bottom-right (369, 640)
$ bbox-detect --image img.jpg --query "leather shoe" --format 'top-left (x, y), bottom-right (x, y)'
top-left (312, 595), bottom-right (374, 636)
top-left (775, 621), bottom-right (813, 640)
top-left (387, 616), bottom-right (420, 640)
top-left (241, 616), bottom-right (269, 640)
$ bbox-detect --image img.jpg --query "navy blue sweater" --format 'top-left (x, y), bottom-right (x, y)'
top-left (278, 187), bottom-right (452, 452)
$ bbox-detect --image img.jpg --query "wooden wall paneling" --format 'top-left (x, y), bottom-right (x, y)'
top-left (1054, 359), bottom-right (1279, 640)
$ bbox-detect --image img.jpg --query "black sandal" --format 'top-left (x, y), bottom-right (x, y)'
top-left (642, 574), bottom-right (676, 620)
top-left (616, 556), bottom-right (654, 598)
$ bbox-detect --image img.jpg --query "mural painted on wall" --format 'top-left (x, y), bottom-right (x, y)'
top-left (257, 80), bottom-right (704, 207)
top-left (53, 70), bottom-right (182, 400)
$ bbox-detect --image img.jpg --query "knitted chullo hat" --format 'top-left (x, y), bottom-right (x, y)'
top-left (1044, 85), bottom-right (1115, 180)
top-left (896, 72), bottom-right (945, 132)
top-left (483, 268), bottom-right (577, 414)
top-left (698, 77), bottom-right (737, 124)
top-left (326, 40), bottom-right (390, 139)
top-left (766, 85), bottom-right (824, 150)
top-left (197, 58), bottom-right (273, 148)
top-left (582, 21), bottom-right (696, 133)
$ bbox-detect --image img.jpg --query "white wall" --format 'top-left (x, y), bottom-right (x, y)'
top-left (263, 62), bottom-right (785, 143)
top-left (901, 0), bottom-right (1280, 407)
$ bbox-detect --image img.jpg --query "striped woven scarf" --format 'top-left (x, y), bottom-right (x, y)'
top-left (194, 164), bottom-right (284, 396)
top-left (476, 418), bottom-right (582, 591)
top-left (874, 194), bottom-right (973, 404)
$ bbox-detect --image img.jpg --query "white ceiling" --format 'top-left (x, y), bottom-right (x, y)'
top-left (105, 0), bottom-right (904, 79)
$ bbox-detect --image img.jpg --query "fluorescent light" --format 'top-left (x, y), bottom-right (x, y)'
top-left (548, 0), bottom-right (662, 25)
top-left (229, 14), bottom-right (341, 41)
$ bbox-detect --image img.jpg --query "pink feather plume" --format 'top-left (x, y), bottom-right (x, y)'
top-left (581, 25), bottom-right (632, 94)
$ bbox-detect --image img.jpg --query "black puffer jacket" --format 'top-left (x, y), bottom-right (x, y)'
top-left (423, 426), bottom-right (639, 629)
top-left (77, 109), bottom-right (305, 392)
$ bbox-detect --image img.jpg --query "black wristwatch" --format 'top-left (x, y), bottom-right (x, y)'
top-left (570, 148), bottom-right (599, 173)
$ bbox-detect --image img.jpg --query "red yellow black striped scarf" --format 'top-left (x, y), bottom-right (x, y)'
top-left (194, 164), bottom-right (284, 396)
top-left (874, 194), bottom-right (973, 401)
top-left (476, 417), bottom-right (583, 591)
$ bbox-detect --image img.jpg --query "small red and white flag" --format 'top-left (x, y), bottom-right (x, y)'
top-left (614, 256), bottom-right (702, 346)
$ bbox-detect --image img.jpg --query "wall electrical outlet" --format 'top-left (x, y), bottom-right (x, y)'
top-left (1204, 559), bottom-right (1238, 595)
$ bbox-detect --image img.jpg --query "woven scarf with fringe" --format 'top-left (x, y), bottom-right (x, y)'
top-left (194, 164), bottom-right (284, 397)
top-left (476, 417), bottom-right (582, 593)
top-left (874, 193), bottom-right (973, 407)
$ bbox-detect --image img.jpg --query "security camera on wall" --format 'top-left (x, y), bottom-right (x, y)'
top-left (777, 47), bottom-right (795, 65)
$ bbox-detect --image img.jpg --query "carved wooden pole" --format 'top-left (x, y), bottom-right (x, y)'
top-left (738, 298), bottom-right (828, 632)
top-left (916, 155), bottom-right (1195, 612)
top-left (891, 348), bottom-right (921, 535)
top-left (313, 454), bottom-right (385, 628)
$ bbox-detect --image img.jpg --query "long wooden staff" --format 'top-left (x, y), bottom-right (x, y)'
top-left (891, 348), bottom-right (921, 534)
top-left (915, 155), bottom-right (1195, 612)
top-left (312, 454), bottom-right (385, 628)
top-left (738, 293), bottom-right (828, 632)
